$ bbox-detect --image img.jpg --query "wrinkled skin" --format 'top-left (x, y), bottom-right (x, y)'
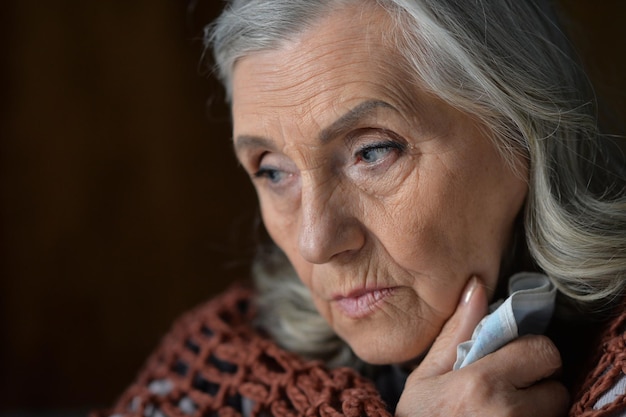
top-left (231, 2), bottom-right (568, 416)
top-left (395, 278), bottom-right (568, 416)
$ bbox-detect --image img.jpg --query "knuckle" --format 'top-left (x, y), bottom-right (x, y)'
top-left (459, 371), bottom-right (521, 416)
top-left (526, 335), bottom-right (562, 370)
top-left (461, 367), bottom-right (499, 399)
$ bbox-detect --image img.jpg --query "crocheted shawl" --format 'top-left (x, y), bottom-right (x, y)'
top-left (92, 285), bottom-right (390, 417)
top-left (570, 302), bottom-right (626, 417)
top-left (93, 284), bottom-right (626, 417)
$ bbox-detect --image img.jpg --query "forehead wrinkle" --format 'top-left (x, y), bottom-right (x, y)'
top-left (253, 51), bottom-right (370, 106)
top-left (249, 5), bottom-right (392, 96)
top-left (233, 2), bottom-right (441, 154)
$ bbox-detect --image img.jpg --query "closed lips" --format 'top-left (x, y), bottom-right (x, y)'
top-left (333, 288), bottom-right (395, 319)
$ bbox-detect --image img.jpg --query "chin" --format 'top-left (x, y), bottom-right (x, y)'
top-left (345, 332), bottom-right (430, 366)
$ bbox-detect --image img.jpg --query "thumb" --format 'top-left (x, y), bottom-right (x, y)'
top-left (414, 276), bottom-right (489, 378)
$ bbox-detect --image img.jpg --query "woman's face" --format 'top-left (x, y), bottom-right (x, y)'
top-left (231, 4), bottom-right (528, 365)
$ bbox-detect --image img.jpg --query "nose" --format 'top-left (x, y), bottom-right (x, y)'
top-left (297, 179), bottom-right (365, 264)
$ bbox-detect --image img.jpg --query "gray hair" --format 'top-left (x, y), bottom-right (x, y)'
top-left (205, 0), bottom-right (626, 366)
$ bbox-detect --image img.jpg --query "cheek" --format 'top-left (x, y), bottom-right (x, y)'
top-left (374, 183), bottom-right (454, 268)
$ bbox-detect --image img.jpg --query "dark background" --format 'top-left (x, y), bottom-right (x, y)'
top-left (1, 1), bottom-right (624, 413)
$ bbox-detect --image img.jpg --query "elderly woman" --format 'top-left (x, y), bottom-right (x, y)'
top-left (96, 0), bottom-right (626, 416)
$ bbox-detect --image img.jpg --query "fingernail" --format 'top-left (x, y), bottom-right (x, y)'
top-left (462, 276), bottom-right (479, 305)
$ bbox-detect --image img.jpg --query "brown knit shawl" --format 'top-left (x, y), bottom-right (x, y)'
top-left (93, 285), bottom-right (626, 417)
top-left (569, 299), bottom-right (626, 417)
top-left (92, 285), bottom-right (390, 417)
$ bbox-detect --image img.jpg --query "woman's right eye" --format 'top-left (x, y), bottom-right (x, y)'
top-left (250, 152), bottom-right (296, 190)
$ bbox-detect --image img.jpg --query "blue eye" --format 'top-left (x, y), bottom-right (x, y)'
top-left (254, 167), bottom-right (287, 184)
top-left (360, 147), bottom-right (390, 163)
top-left (356, 141), bottom-right (404, 164)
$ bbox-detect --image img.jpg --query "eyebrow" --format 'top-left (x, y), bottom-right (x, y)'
top-left (318, 99), bottom-right (394, 143)
top-left (234, 99), bottom-right (395, 154)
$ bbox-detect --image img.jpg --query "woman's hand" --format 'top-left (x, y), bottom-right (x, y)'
top-left (395, 277), bottom-right (569, 417)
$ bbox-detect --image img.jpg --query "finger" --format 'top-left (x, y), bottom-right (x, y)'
top-left (415, 276), bottom-right (489, 378)
top-left (486, 335), bottom-right (563, 389)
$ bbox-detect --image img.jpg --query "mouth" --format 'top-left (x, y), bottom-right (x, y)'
top-left (332, 287), bottom-right (395, 319)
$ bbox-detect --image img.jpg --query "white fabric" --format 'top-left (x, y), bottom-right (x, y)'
top-left (594, 371), bottom-right (626, 416)
top-left (454, 272), bottom-right (556, 370)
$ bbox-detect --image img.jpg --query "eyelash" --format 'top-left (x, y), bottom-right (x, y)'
top-left (254, 166), bottom-right (283, 183)
top-left (355, 140), bottom-right (405, 164)
top-left (251, 136), bottom-right (406, 185)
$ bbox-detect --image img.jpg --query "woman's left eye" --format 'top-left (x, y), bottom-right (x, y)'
top-left (355, 141), bottom-right (404, 165)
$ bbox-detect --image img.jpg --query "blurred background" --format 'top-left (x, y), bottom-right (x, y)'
top-left (0, 0), bottom-right (624, 414)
